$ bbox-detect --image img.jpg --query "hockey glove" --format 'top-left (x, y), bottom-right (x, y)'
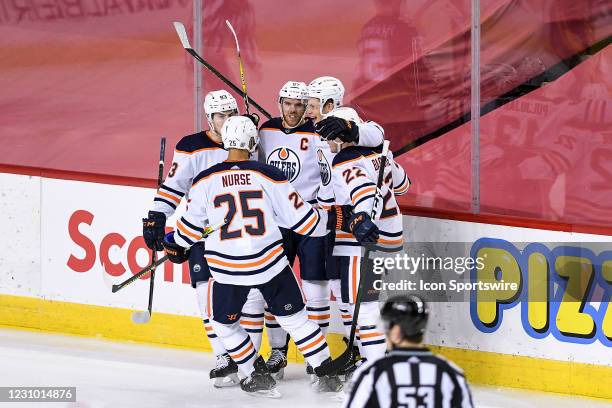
top-left (162, 232), bottom-right (191, 264)
top-left (327, 205), bottom-right (354, 232)
top-left (142, 211), bottom-right (166, 251)
top-left (315, 116), bottom-right (359, 143)
top-left (243, 113), bottom-right (260, 127)
top-left (348, 212), bottom-right (379, 244)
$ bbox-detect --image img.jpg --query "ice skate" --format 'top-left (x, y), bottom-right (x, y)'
top-left (209, 353), bottom-right (239, 388)
top-left (316, 373), bottom-right (343, 393)
top-left (312, 358), bottom-right (343, 393)
top-left (265, 348), bottom-right (288, 380)
top-left (306, 362), bottom-right (318, 385)
top-left (240, 356), bottom-right (281, 398)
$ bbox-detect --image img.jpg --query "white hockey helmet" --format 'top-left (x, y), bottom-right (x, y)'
top-left (278, 81), bottom-right (308, 103)
top-left (221, 116), bottom-right (259, 153)
top-left (307, 76), bottom-right (345, 114)
top-left (204, 90), bottom-right (239, 130)
top-left (278, 81), bottom-right (308, 128)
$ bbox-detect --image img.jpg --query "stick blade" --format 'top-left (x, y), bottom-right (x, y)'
top-left (381, 139), bottom-right (390, 155)
top-left (103, 271), bottom-right (126, 293)
top-left (131, 310), bottom-right (151, 324)
top-left (225, 20), bottom-right (240, 53)
top-left (173, 22), bottom-right (192, 49)
top-left (102, 271), bottom-right (114, 290)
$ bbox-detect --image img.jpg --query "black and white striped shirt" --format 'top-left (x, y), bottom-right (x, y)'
top-left (344, 347), bottom-right (473, 408)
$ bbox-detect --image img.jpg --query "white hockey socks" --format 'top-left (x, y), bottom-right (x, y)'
top-left (195, 280), bottom-right (226, 356)
top-left (264, 307), bottom-right (289, 350)
top-left (240, 289), bottom-right (265, 353)
top-left (354, 301), bottom-right (386, 362)
top-left (302, 280), bottom-right (331, 336)
top-left (330, 279), bottom-right (353, 339)
top-left (211, 320), bottom-right (258, 377)
top-left (275, 309), bottom-right (331, 369)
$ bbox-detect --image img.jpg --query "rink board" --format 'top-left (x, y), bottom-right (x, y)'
top-left (1, 294), bottom-right (610, 400)
top-left (1, 172), bottom-right (611, 399)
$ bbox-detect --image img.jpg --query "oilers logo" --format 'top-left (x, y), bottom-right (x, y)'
top-left (267, 147), bottom-right (301, 182)
top-left (317, 149), bottom-right (331, 186)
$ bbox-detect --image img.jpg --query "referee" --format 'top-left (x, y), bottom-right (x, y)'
top-left (343, 295), bottom-right (474, 408)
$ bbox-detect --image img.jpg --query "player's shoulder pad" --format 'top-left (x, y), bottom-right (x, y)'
top-left (259, 117), bottom-right (316, 135)
top-left (192, 161), bottom-right (225, 186)
top-left (236, 161), bottom-right (289, 183)
top-left (361, 120), bottom-right (385, 135)
top-left (369, 143), bottom-right (386, 154)
top-left (294, 119), bottom-right (316, 133)
top-left (192, 160), bottom-right (288, 186)
top-left (258, 117), bottom-right (283, 131)
top-left (175, 131), bottom-right (223, 153)
top-left (371, 142), bottom-right (396, 161)
top-left (332, 145), bottom-right (376, 167)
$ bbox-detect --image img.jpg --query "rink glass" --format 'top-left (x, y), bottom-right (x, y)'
top-left (0, 0), bottom-right (610, 228)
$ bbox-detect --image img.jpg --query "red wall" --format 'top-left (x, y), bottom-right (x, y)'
top-left (1, 0), bottom-right (610, 228)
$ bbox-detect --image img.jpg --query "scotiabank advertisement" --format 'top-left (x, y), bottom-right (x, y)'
top-left (40, 177), bottom-right (199, 316)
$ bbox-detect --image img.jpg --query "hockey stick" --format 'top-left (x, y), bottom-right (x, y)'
top-left (173, 22), bottom-right (272, 120)
top-left (111, 219), bottom-right (227, 294)
top-left (131, 137), bottom-right (166, 324)
top-left (317, 140), bottom-right (390, 376)
top-left (225, 20), bottom-right (252, 118)
top-left (112, 255), bottom-right (169, 294)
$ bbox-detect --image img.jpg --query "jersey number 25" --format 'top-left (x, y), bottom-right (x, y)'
top-left (213, 191), bottom-right (265, 240)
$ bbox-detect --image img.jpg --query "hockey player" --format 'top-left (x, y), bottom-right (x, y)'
top-left (307, 77), bottom-right (384, 341)
top-left (161, 115), bottom-right (367, 397)
top-left (257, 81), bottom-right (318, 377)
top-left (344, 296), bottom-right (474, 408)
top-left (315, 105), bottom-right (408, 367)
top-left (141, 90), bottom-right (264, 387)
top-left (307, 78), bottom-right (409, 374)
top-left (258, 79), bottom-right (386, 379)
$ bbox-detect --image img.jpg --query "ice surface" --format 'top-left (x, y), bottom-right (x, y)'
top-left (0, 328), bottom-right (609, 408)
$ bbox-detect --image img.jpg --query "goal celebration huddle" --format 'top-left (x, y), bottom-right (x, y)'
top-left (141, 76), bottom-right (473, 406)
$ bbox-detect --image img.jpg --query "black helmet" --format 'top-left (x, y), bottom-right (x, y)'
top-left (380, 295), bottom-right (429, 338)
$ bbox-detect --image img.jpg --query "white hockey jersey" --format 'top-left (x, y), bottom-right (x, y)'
top-left (173, 160), bottom-right (329, 285)
top-left (317, 143), bottom-right (410, 209)
top-left (259, 117), bottom-right (386, 204)
top-left (315, 138), bottom-right (337, 210)
top-left (152, 131), bottom-right (228, 216)
top-left (259, 118), bottom-right (321, 203)
top-left (331, 146), bottom-right (407, 256)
